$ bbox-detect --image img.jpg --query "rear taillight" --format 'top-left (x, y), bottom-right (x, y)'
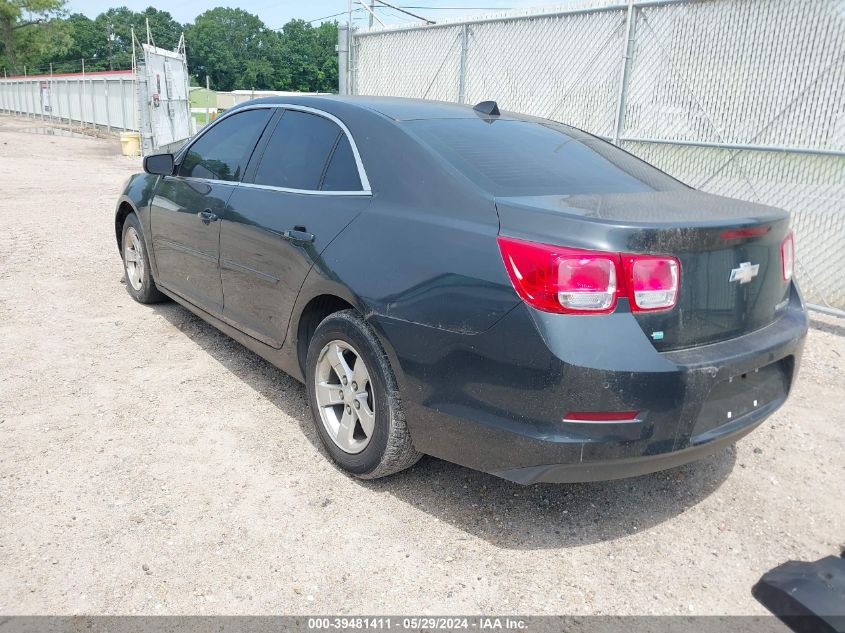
top-left (497, 237), bottom-right (620, 314)
top-left (497, 236), bottom-right (680, 314)
top-left (781, 232), bottom-right (794, 282)
top-left (624, 256), bottom-right (680, 311)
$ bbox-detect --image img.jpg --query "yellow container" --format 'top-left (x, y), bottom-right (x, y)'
top-left (120, 131), bottom-right (141, 156)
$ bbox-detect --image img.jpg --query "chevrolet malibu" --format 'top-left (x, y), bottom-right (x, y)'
top-left (114, 96), bottom-right (808, 484)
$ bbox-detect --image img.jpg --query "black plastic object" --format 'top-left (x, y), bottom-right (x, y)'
top-left (752, 554), bottom-right (845, 633)
top-left (473, 100), bottom-right (500, 116)
top-left (143, 153), bottom-right (174, 176)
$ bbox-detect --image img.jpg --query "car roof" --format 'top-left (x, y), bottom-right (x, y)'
top-left (233, 94), bottom-right (523, 122)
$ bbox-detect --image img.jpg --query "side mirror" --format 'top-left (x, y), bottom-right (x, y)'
top-left (143, 153), bottom-right (175, 176)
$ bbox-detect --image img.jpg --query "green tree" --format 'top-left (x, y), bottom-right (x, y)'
top-left (185, 7), bottom-right (276, 91)
top-left (312, 21), bottom-right (338, 92)
top-left (140, 7), bottom-right (181, 50)
top-left (276, 20), bottom-right (315, 91)
top-left (1, 4), bottom-right (339, 93)
top-left (270, 20), bottom-right (338, 92)
top-left (0, 0), bottom-right (65, 73)
top-left (92, 6), bottom-right (181, 71)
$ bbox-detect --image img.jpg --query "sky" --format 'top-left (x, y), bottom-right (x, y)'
top-left (64, 0), bottom-right (567, 30)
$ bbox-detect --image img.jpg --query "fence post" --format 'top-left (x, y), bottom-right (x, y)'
top-left (120, 77), bottom-right (127, 130)
top-left (337, 22), bottom-right (349, 95)
top-left (613, 0), bottom-right (637, 144)
top-left (65, 79), bottom-right (71, 125)
top-left (90, 78), bottom-right (96, 130)
top-left (79, 59), bottom-right (85, 128)
top-left (49, 63), bottom-right (53, 126)
top-left (205, 75), bottom-right (211, 125)
top-left (458, 23), bottom-right (469, 104)
top-left (24, 78), bottom-right (29, 117)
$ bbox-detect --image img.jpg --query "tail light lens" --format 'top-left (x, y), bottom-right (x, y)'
top-left (625, 256), bottom-right (680, 311)
top-left (558, 255), bottom-right (617, 312)
top-left (497, 236), bottom-right (680, 314)
top-left (781, 232), bottom-right (794, 281)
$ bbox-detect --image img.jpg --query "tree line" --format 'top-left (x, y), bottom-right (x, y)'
top-left (0, 1), bottom-right (338, 92)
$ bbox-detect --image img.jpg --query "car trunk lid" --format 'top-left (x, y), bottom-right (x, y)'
top-left (495, 190), bottom-right (792, 350)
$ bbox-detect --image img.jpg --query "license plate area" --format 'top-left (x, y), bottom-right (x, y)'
top-left (692, 359), bottom-right (791, 441)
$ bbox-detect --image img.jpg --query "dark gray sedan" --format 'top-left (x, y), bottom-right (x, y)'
top-left (114, 96), bottom-right (807, 484)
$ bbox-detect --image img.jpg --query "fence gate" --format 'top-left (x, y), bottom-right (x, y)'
top-left (137, 39), bottom-right (193, 155)
top-left (346, 0), bottom-right (845, 311)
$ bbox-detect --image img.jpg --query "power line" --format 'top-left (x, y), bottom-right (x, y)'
top-left (399, 5), bottom-right (513, 8)
top-left (294, 8), bottom-right (364, 26)
top-left (380, 8), bottom-right (415, 23)
top-left (301, 3), bottom-right (512, 28)
top-left (374, 0), bottom-right (435, 24)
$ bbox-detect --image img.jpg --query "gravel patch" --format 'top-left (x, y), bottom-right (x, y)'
top-left (0, 115), bottom-right (843, 615)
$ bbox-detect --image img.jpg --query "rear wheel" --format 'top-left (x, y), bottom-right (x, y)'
top-left (306, 310), bottom-right (420, 479)
top-left (121, 213), bottom-right (166, 304)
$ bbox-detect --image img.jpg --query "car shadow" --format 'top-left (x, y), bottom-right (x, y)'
top-left (151, 301), bottom-right (737, 551)
top-left (810, 315), bottom-right (845, 337)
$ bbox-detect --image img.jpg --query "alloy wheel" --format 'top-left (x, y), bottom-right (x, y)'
top-left (123, 227), bottom-right (145, 291)
top-left (314, 340), bottom-right (376, 454)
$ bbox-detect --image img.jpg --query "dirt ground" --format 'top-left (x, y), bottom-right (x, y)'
top-left (0, 115), bottom-right (843, 616)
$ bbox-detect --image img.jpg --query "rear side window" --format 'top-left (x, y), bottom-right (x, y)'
top-left (322, 135), bottom-right (360, 191)
top-left (253, 110), bottom-right (362, 192)
top-left (406, 118), bottom-right (683, 196)
top-left (179, 108), bottom-right (272, 182)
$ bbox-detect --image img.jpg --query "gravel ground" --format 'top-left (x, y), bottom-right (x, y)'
top-left (0, 115), bottom-right (843, 616)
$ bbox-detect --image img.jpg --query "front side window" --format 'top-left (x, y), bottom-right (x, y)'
top-left (253, 110), bottom-right (362, 192)
top-left (178, 108), bottom-right (273, 182)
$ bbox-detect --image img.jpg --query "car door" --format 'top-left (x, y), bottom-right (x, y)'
top-left (150, 108), bottom-right (274, 313)
top-left (220, 107), bottom-right (372, 348)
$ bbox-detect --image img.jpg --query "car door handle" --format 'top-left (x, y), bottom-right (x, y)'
top-left (198, 210), bottom-right (219, 224)
top-left (279, 228), bottom-right (315, 243)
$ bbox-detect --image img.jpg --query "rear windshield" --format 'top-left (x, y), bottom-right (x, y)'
top-left (405, 118), bottom-right (684, 197)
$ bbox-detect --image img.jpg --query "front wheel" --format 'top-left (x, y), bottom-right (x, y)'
top-left (305, 310), bottom-right (421, 479)
top-left (121, 213), bottom-right (166, 304)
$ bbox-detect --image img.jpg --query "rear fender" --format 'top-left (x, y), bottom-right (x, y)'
top-left (286, 269), bottom-right (407, 389)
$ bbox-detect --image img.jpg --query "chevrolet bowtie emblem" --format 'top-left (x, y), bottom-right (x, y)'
top-left (729, 262), bottom-right (760, 284)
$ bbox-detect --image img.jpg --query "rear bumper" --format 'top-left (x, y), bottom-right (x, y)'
top-left (494, 399), bottom-right (775, 483)
top-left (375, 285), bottom-right (808, 484)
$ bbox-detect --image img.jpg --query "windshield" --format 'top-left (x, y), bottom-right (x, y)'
top-left (405, 117), bottom-right (685, 197)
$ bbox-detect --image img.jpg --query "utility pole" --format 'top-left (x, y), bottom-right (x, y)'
top-left (369, 0), bottom-right (374, 28)
top-left (337, 23), bottom-right (348, 95)
top-left (107, 23), bottom-right (114, 71)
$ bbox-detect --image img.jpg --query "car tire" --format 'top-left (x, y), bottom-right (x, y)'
top-left (305, 309), bottom-right (421, 479)
top-left (121, 213), bottom-right (166, 304)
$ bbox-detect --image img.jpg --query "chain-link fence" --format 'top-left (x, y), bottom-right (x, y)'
top-left (349, 0), bottom-right (845, 311)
